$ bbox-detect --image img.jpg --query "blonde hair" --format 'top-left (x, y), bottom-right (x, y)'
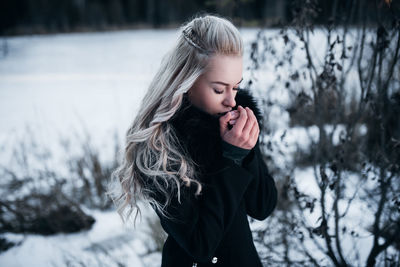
top-left (108, 14), bottom-right (243, 222)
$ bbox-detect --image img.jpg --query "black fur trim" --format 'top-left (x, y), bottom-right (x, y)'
top-left (169, 89), bottom-right (262, 181)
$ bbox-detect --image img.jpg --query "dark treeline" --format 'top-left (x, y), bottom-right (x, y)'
top-left (0, 0), bottom-right (398, 35)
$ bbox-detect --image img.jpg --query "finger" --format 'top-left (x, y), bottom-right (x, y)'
top-left (249, 121), bottom-right (260, 144)
top-left (219, 111), bottom-right (232, 134)
top-left (230, 110), bottom-right (240, 120)
top-left (232, 105), bottom-right (247, 132)
top-left (229, 110), bottom-right (239, 125)
top-left (220, 111), bottom-right (232, 123)
top-left (251, 113), bottom-right (260, 142)
top-left (242, 108), bottom-right (256, 137)
top-left (246, 107), bottom-right (257, 121)
top-left (247, 107), bottom-right (258, 130)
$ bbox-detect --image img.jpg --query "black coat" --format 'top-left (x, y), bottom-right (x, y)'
top-left (152, 90), bottom-right (277, 267)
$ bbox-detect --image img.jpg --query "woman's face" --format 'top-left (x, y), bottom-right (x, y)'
top-left (188, 54), bottom-right (243, 116)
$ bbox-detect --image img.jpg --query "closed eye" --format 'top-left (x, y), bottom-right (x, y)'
top-left (214, 87), bottom-right (241, 94)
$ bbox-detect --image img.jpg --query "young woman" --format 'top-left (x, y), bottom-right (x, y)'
top-left (110, 14), bottom-right (277, 267)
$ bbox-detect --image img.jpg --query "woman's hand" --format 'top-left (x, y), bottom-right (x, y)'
top-left (219, 105), bottom-right (259, 150)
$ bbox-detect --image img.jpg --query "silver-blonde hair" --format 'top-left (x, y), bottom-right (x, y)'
top-left (108, 14), bottom-right (243, 223)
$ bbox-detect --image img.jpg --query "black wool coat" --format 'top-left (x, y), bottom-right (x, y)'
top-left (152, 90), bottom-right (277, 267)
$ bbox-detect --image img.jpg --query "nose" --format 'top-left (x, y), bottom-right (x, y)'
top-left (223, 91), bottom-right (236, 108)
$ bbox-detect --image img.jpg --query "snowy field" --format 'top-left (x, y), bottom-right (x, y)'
top-left (0, 28), bottom-right (382, 266)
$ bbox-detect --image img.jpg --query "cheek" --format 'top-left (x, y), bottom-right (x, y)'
top-left (198, 87), bottom-right (214, 102)
top-left (208, 95), bottom-right (225, 112)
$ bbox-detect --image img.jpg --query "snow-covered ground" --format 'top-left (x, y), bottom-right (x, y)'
top-left (0, 208), bottom-right (161, 267)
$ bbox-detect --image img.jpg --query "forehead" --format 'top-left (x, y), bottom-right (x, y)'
top-left (204, 54), bottom-right (243, 84)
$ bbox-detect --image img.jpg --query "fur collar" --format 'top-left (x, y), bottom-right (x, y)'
top-left (169, 89), bottom-right (262, 177)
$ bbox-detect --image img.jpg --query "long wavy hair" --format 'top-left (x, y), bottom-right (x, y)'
top-left (108, 14), bottom-right (243, 222)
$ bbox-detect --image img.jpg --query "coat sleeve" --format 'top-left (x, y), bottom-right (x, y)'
top-left (153, 157), bottom-right (254, 263)
top-left (242, 142), bottom-right (278, 220)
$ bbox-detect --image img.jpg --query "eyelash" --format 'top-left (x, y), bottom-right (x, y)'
top-left (213, 87), bottom-right (240, 94)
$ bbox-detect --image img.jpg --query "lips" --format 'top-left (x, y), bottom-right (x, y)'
top-left (216, 111), bottom-right (231, 117)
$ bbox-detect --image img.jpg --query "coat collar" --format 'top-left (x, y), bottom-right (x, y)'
top-left (170, 89), bottom-right (262, 136)
top-left (169, 89), bottom-right (262, 174)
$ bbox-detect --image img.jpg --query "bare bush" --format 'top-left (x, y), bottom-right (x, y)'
top-left (0, 125), bottom-right (119, 241)
top-left (248, 0), bottom-right (400, 266)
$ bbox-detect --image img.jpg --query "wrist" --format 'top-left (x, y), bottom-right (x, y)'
top-left (221, 140), bottom-right (251, 165)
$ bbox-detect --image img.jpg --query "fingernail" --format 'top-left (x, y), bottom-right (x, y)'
top-left (230, 111), bottom-right (236, 115)
top-left (229, 120), bottom-right (236, 124)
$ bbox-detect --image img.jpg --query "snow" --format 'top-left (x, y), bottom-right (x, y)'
top-left (1, 211), bottom-right (139, 266)
top-left (290, 166), bottom-right (380, 264)
top-left (0, 208), bottom-right (162, 267)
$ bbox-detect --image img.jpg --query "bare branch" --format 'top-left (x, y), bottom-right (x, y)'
top-left (333, 171), bottom-right (347, 265)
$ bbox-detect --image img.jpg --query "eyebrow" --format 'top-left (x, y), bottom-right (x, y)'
top-left (211, 78), bottom-right (243, 86)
